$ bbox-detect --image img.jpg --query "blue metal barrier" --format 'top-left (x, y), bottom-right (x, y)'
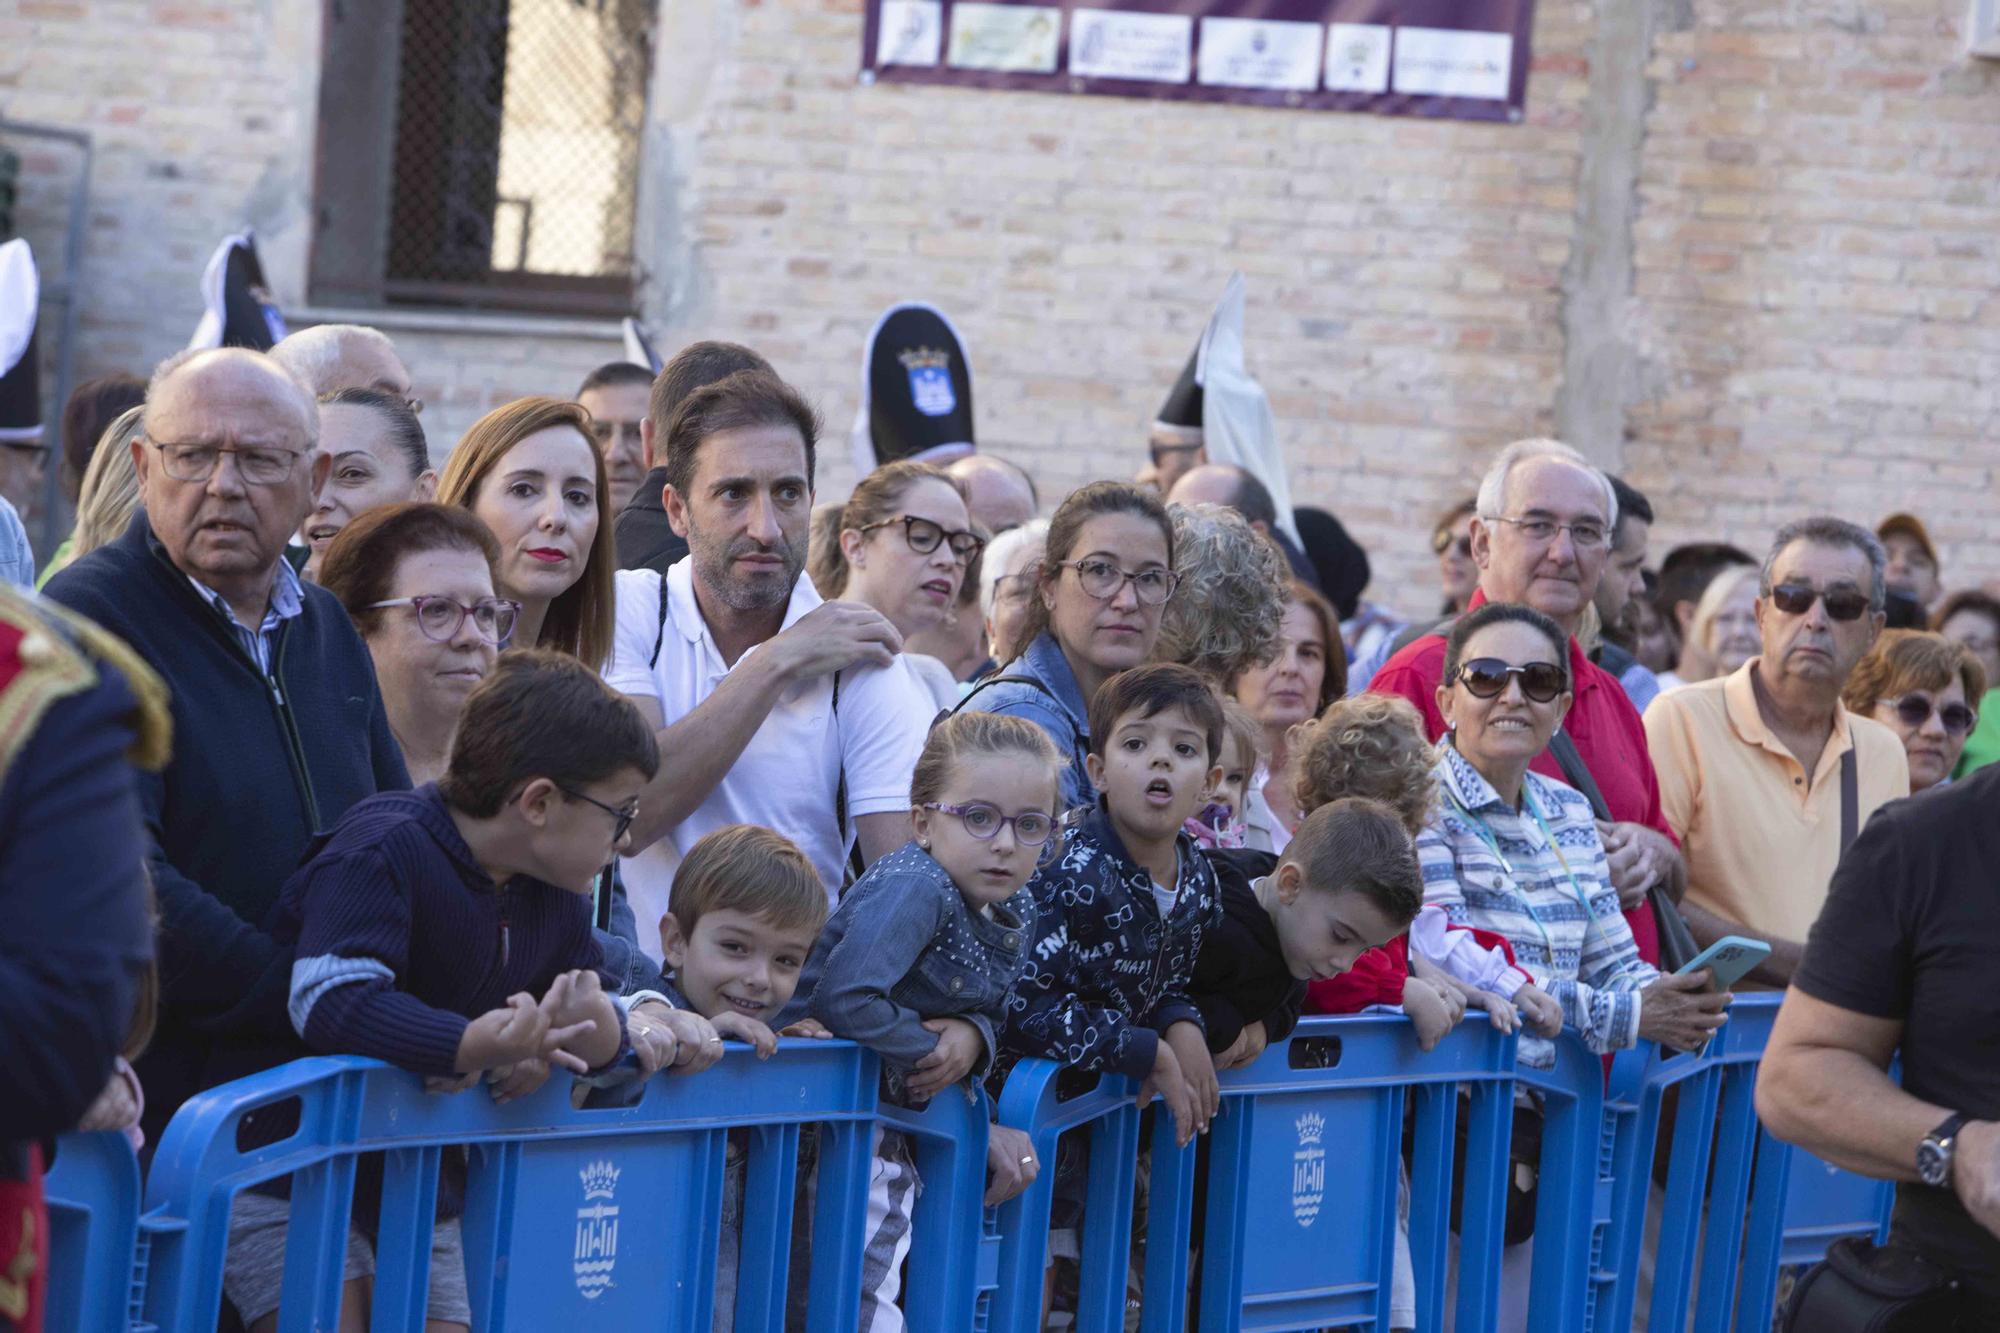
top-left (42, 1130), bottom-right (148, 1333)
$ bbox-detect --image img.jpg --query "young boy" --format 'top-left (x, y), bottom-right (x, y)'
top-left (1190, 797), bottom-right (1424, 1070)
top-left (1000, 662), bottom-right (1228, 1146)
top-left (240, 649), bottom-right (657, 1331)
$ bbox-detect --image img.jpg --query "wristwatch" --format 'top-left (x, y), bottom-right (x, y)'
top-left (1917, 1112), bottom-right (1970, 1188)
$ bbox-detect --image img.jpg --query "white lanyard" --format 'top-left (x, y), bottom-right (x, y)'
top-left (1443, 771), bottom-right (1601, 968)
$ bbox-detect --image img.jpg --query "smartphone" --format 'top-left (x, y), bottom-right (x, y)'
top-left (1673, 935), bottom-right (1772, 991)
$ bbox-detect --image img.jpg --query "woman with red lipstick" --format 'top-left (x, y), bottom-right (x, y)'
top-left (1230, 580), bottom-right (1346, 852)
top-left (436, 397), bottom-right (616, 669)
top-left (808, 460), bottom-right (985, 709)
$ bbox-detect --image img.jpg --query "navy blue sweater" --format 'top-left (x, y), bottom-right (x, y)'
top-left (44, 512), bottom-right (408, 1140)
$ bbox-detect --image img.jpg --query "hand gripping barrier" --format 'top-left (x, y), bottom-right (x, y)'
top-left (42, 1130), bottom-right (149, 1333)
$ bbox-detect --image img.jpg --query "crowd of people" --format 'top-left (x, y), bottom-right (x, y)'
top-left (3, 281), bottom-right (1997, 1332)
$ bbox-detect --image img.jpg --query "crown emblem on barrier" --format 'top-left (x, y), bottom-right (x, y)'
top-left (898, 346), bottom-right (952, 372)
top-left (579, 1159), bottom-right (622, 1200)
top-left (1295, 1111), bottom-right (1325, 1146)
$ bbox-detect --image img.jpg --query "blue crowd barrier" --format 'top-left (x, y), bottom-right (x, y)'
top-left (47, 1006), bottom-right (1899, 1333)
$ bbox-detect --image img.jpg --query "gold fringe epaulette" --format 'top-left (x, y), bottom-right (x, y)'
top-left (0, 584), bottom-right (172, 780)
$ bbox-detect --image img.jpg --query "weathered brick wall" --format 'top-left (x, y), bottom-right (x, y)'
top-left (5, 0), bottom-right (1997, 608)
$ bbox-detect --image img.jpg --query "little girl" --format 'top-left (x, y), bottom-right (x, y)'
top-left (1186, 697), bottom-right (1262, 851)
top-left (792, 711), bottom-right (1065, 1333)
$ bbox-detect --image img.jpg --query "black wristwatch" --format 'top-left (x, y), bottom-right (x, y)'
top-left (1917, 1112), bottom-right (1970, 1188)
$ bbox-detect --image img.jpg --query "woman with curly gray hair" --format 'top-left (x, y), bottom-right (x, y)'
top-left (1153, 501), bottom-right (1288, 684)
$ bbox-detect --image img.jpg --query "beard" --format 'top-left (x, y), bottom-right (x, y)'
top-left (688, 519), bottom-right (803, 613)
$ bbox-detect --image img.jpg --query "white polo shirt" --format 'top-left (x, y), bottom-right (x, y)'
top-left (605, 562), bottom-right (931, 961)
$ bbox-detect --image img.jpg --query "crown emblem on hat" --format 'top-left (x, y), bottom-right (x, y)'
top-left (1295, 1111), bottom-right (1325, 1146)
top-left (579, 1160), bottom-right (622, 1200)
top-left (898, 346), bottom-right (952, 372)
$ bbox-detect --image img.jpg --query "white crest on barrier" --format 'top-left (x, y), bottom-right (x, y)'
top-left (1291, 1111), bottom-right (1325, 1227)
top-left (574, 1158), bottom-right (622, 1299)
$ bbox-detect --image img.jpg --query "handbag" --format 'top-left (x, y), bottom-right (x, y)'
top-left (1781, 1235), bottom-right (1966, 1332)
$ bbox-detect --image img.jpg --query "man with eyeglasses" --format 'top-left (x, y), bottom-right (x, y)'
top-left (1371, 437), bottom-right (1686, 965)
top-left (1644, 516), bottom-right (1909, 988)
top-left (44, 347), bottom-right (409, 1145)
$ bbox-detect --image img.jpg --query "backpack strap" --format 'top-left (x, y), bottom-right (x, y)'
top-left (648, 571), bottom-right (670, 670)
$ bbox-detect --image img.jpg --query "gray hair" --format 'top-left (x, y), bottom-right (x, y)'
top-left (269, 323), bottom-right (403, 396)
top-left (1154, 502), bottom-right (1288, 683)
top-left (1473, 437), bottom-right (1618, 530)
top-left (979, 519), bottom-right (1048, 618)
top-left (1759, 516), bottom-right (1888, 611)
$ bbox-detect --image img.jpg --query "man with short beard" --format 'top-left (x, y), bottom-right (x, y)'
top-left (603, 369), bottom-right (931, 947)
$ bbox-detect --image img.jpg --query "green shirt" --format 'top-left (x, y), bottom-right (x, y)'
top-left (1955, 701), bottom-right (2000, 778)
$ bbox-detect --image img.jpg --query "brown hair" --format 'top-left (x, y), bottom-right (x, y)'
top-left (436, 396), bottom-right (616, 669)
top-left (662, 368), bottom-right (820, 502)
top-left (1934, 589), bottom-right (2000, 639)
top-left (1216, 696), bottom-right (1265, 772)
top-left (1840, 629), bottom-right (1987, 716)
top-left (61, 373), bottom-right (146, 494)
top-left (317, 502), bottom-right (501, 637)
top-left (439, 648), bottom-right (660, 817)
top-left (1293, 695), bottom-right (1438, 837)
top-left (669, 823), bottom-right (828, 941)
top-left (808, 460), bottom-right (969, 598)
top-left (1281, 796), bottom-right (1423, 925)
top-left (1087, 662), bottom-right (1224, 763)
top-left (1287, 578), bottom-right (1349, 711)
top-left (1016, 481), bottom-right (1175, 656)
top-left (646, 341), bottom-right (774, 446)
top-left (910, 710), bottom-right (1067, 810)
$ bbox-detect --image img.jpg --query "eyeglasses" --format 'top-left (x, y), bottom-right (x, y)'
top-left (857, 515), bottom-right (986, 564)
top-left (1484, 514), bottom-right (1609, 549)
top-left (920, 801), bottom-right (1056, 847)
top-left (1432, 530), bottom-right (1471, 558)
top-left (1767, 582), bottom-right (1872, 622)
top-left (1148, 441), bottom-right (1203, 467)
top-left (368, 595), bottom-right (521, 644)
top-left (404, 396), bottom-right (424, 417)
top-left (1454, 657), bottom-right (1569, 703)
top-left (1057, 557), bottom-right (1180, 606)
top-left (148, 438), bottom-right (306, 485)
top-left (993, 569), bottom-right (1039, 602)
top-left (1881, 694), bottom-right (1977, 736)
top-left (559, 787), bottom-right (640, 845)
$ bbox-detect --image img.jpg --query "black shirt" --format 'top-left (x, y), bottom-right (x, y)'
top-left (1188, 849), bottom-right (1306, 1055)
top-left (1794, 764), bottom-right (2000, 1304)
top-left (613, 465), bottom-right (689, 574)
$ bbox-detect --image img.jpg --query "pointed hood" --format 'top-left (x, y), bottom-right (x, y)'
top-left (188, 230), bottom-right (287, 351)
top-left (0, 239), bottom-right (41, 444)
top-left (848, 301), bottom-right (976, 475)
top-left (1178, 273), bottom-right (1297, 544)
top-left (622, 316), bottom-right (664, 374)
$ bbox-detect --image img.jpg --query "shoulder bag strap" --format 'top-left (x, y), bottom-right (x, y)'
top-left (649, 571), bottom-right (670, 669)
top-left (1840, 746), bottom-right (1859, 852)
top-left (1546, 727), bottom-right (1614, 823)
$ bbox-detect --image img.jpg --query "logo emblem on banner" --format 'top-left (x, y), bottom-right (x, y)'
top-left (899, 347), bottom-right (956, 416)
top-left (1292, 1111), bottom-right (1326, 1227)
top-left (573, 1159), bottom-right (621, 1299)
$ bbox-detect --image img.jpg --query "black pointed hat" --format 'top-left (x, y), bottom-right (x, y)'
top-left (0, 239), bottom-right (42, 446)
top-left (189, 230), bottom-right (287, 351)
top-left (849, 301), bottom-right (976, 474)
top-left (1154, 346), bottom-right (1202, 431)
top-left (622, 317), bottom-right (664, 375)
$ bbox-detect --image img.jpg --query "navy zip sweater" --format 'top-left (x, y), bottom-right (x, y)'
top-left (44, 512), bottom-right (408, 1142)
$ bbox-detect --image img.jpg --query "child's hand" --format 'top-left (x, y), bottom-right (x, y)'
top-left (1465, 987), bottom-right (1521, 1034)
top-left (487, 1059), bottom-right (552, 1105)
top-left (456, 991), bottom-right (594, 1074)
top-left (424, 1072), bottom-right (481, 1095)
top-left (77, 1062), bottom-right (141, 1134)
top-left (710, 1011), bottom-right (779, 1059)
top-left (1215, 1020), bottom-right (1270, 1071)
top-left (781, 1017), bottom-right (832, 1040)
top-left (1137, 1039), bottom-right (1198, 1148)
top-left (1164, 1021), bottom-right (1218, 1131)
top-left (1402, 977), bottom-right (1464, 1052)
top-left (627, 1002), bottom-right (682, 1075)
top-left (907, 1018), bottom-right (984, 1100)
top-left (1516, 984), bottom-right (1565, 1038)
top-left (544, 970), bottom-right (621, 1070)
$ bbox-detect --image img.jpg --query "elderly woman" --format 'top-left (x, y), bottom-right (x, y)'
top-left (1935, 590), bottom-right (2000, 777)
top-left (976, 518), bottom-right (1048, 678)
top-left (1840, 629), bottom-right (1985, 793)
top-left (1654, 564), bottom-right (1759, 695)
top-left (1229, 579), bottom-right (1346, 853)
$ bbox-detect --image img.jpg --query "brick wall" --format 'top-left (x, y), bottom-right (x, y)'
top-left (4, 0), bottom-right (1996, 609)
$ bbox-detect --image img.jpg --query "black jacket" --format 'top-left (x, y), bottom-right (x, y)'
top-left (1188, 849), bottom-right (1306, 1055)
top-left (613, 465), bottom-right (688, 574)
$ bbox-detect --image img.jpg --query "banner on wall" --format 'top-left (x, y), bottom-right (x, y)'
top-left (860, 1), bottom-right (1536, 124)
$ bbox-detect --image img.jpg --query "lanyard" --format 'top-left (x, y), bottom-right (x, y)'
top-left (1443, 770), bottom-right (1602, 968)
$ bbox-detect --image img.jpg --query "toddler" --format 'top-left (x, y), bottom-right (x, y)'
top-left (1185, 697), bottom-right (1261, 851)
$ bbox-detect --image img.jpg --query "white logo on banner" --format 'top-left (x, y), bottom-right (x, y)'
top-left (573, 1159), bottom-right (622, 1300)
top-left (1391, 26), bottom-right (1513, 101)
top-left (948, 3), bottom-right (1062, 73)
top-left (1324, 23), bottom-right (1392, 94)
top-left (1069, 9), bottom-right (1194, 83)
top-left (1197, 18), bottom-right (1323, 92)
top-left (1292, 1112), bottom-right (1326, 1227)
top-left (877, 0), bottom-right (943, 67)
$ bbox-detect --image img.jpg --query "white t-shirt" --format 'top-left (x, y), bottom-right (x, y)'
top-left (605, 563), bottom-right (931, 961)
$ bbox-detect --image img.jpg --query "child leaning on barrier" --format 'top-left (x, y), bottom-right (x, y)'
top-left (241, 650), bottom-right (653, 1332)
top-left (789, 711), bottom-right (1063, 1333)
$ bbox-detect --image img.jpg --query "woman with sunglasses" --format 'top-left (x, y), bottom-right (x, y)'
top-left (809, 460), bottom-right (985, 707)
top-left (1432, 497), bottom-right (1480, 616)
top-left (1841, 630), bottom-right (1986, 792)
top-left (963, 481), bottom-right (1178, 813)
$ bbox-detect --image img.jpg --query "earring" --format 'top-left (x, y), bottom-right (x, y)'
top-left (917, 837), bottom-right (932, 851)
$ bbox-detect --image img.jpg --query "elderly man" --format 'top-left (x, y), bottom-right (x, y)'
top-left (1644, 517), bottom-right (1907, 988)
top-left (1165, 461), bottom-right (1319, 587)
top-left (1590, 475), bottom-right (1664, 713)
top-left (947, 453), bottom-right (1038, 534)
top-left (1371, 438), bottom-right (1685, 961)
top-left (268, 322), bottom-right (417, 405)
top-left (577, 360), bottom-right (654, 514)
top-left (44, 348), bottom-right (408, 1142)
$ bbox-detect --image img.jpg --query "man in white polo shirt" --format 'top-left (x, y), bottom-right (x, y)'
top-left (605, 366), bottom-right (929, 959)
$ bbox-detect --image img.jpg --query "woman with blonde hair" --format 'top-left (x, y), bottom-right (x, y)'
top-left (1655, 564), bottom-right (1759, 695)
top-left (436, 396), bottom-right (616, 668)
top-left (39, 404), bottom-right (146, 584)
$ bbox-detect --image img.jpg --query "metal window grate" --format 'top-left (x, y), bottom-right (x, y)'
top-left (385, 0), bottom-right (652, 314)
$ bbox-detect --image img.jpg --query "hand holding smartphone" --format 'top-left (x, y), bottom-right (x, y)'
top-left (1674, 935), bottom-right (1772, 991)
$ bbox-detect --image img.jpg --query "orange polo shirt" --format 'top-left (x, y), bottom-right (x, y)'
top-left (1643, 659), bottom-right (1909, 944)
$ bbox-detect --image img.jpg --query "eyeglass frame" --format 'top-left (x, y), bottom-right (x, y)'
top-left (855, 514), bottom-right (986, 564)
top-left (557, 786), bottom-right (641, 845)
top-left (1878, 693), bottom-right (1977, 736)
top-left (367, 594), bottom-right (522, 644)
top-left (919, 801), bottom-right (1058, 847)
top-left (145, 435), bottom-right (311, 486)
top-left (1054, 557), bottom-right (1181, 606)
top-left (1482, 513), bottom-right (1610, 550)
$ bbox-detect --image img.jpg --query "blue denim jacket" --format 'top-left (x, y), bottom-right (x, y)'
top-left (794, 841), bottom-right (1035, 1102)
top-left (959, 631), bottom-right (1094, 813)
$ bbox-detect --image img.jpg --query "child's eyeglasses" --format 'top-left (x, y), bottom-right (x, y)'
top-left (559, 787), bottom-right (640, 844)
top-left (1454, 658), bottom-right (1568, 704)
top-left (920, 802), bottom-right (1056, 846)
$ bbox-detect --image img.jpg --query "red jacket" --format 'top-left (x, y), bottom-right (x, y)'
top-left (1305, 926), bottom-right (1521, 1015)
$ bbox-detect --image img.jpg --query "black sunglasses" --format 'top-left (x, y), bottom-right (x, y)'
top-left (1455, 657), bottom-right (1568, 703)
top-left (1883, 694), bottom-right (1977, 736)
top-left (1769, 582), bottom-right (1871, 622)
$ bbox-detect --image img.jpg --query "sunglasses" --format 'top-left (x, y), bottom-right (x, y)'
top-left (1455, 657), bottom-right (1568, 703)
top-left (1881, 694), bottom-right (1977, 736)
top-left (1769, 582), bottom-right (1872, 622)
top-left (1432, 530), bottom-right (1471, 558)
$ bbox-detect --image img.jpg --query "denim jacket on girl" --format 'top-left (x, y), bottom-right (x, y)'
top-left (997, 805), bottom-right (1223, 1083)
top-left (794, 841), bottom-right (1036, 1105)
